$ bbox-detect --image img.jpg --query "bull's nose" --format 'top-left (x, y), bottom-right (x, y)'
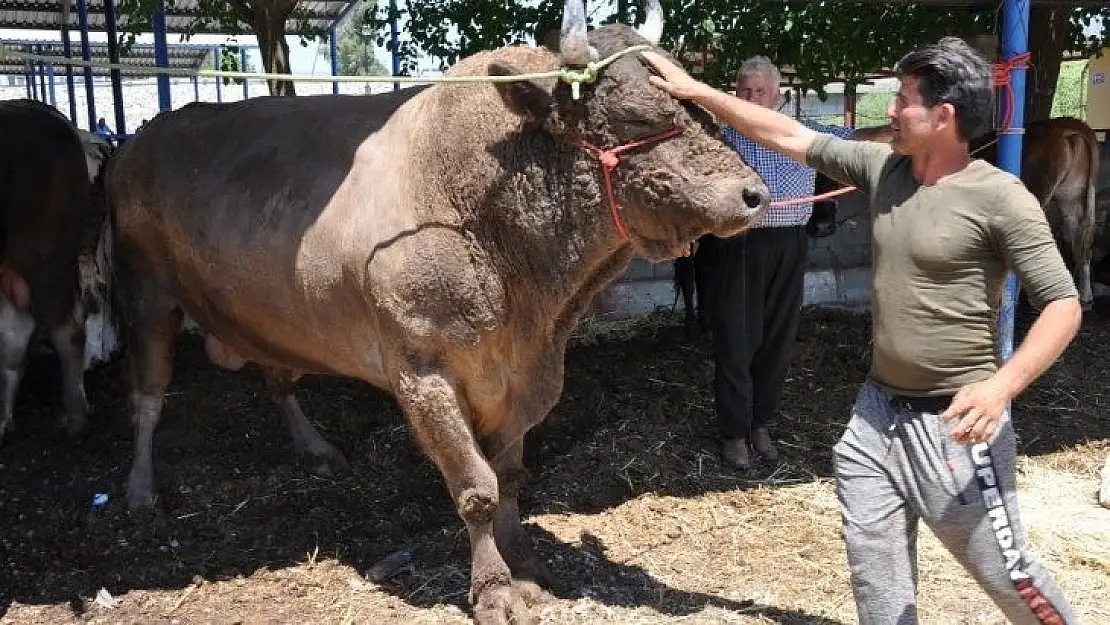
top-left (742, 185), bottom-right (769, 210)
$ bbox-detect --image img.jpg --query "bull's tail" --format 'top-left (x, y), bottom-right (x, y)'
top-left (1084, 130), bottom-right (1099, 256)
top-left (1081, 130), bottom-right (1099, 305)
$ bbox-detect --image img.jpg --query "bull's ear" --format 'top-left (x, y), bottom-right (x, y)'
top-left (488, 63), bottom-right (552, 125)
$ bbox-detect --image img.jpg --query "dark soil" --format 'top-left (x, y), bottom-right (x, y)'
top-left (1, 302), bottom-right (1107, 624)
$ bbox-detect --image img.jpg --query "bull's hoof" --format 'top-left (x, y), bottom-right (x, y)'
top-left (473, 584), bottom-right (535, 625)
top-left (126, 468), bottom-right (158, 511)
top-left (301, 448), bottom-right (350, 479)
top-left (57, 411), bottom-right (89, 439)
top-left (512, 579), bottom-right (554, 607)
top-left (0, 416), bottom-right (14, 444)
top-left (509, 554), bottom-right (554, 590)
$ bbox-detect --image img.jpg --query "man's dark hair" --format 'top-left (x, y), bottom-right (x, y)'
top-left (894, 37), bottom-right (994, 141)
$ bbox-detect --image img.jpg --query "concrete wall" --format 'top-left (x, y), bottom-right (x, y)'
top-left (591, 188), bottom-right (873, 320)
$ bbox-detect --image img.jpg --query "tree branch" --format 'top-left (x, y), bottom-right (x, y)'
top-left (227, 0), bottom-right (252, 23)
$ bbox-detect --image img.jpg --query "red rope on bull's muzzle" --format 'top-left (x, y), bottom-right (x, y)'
top-left (573, 128), bottom-right (683, 240)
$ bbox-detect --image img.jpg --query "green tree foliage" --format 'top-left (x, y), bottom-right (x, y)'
top-left (362, 1), bottom-right (1107, 121)
top-left (336, 5), bottom-right (390, 76)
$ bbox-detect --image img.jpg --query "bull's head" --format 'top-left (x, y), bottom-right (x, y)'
top-left (493, 0), bottom-right (769, 261)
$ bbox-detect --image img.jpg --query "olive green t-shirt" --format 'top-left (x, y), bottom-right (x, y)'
top-left (806, 135), bottom-right (1078, 396)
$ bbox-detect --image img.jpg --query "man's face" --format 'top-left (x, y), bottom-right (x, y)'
top-left (736, 73), bottom-right (779, 110)
top-left (887, 75), bottom-right (949, 155)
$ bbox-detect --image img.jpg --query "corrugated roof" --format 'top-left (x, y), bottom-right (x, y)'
top-left (0, 38), bottom-right (210, 76)
top-left (0, 0), bottom-right (353, 35)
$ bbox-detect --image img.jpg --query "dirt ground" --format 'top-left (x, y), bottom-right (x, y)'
top-left (1, 302), bottom-right (1107, 625)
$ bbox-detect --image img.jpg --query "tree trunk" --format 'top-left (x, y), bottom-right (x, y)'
top-left (253, 4), bottom-right (296, 96)
top-left (1023, 6), bottom-right (1072, 122)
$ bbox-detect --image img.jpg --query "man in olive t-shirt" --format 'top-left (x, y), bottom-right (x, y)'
top-left (642, 38), bottom-right (1081, 625)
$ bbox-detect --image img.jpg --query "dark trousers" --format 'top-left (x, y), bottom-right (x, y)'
top-left (701, 226), bottom-right (807, 441)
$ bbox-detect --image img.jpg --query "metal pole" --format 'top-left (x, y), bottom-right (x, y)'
top-left (76, 0), bottom-right (96, 129)
top-left (105, 0), bottom-right (127, 136)
top-left (47, 62), bottom-right (57, 107)
top-left (330, 24), bottom-right (340, 95)
top-left (844, 85), bottom-right (856, 128)
top-left (996, 0), bottom-right (1030, 361)
top-left (26, 47), bottom-right (38, 100)
top-left (241, 48), bottom-right (248, 99)
top-left (390, 0), bottom-right (399, 91)
top-left (213, 46), bottom-right (222, 103)
top-left (193, 75), bottom-right (200, 101)
top-left (62, 16), bottom-right (77, 122)
top-left (24, 67), bottom-right (32, 99)
top-left (37, 49), bottom-right (47, 104)
top-left (153, 0), bottom-right (172, 111)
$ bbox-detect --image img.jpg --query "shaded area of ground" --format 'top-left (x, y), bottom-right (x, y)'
top-left (1, 303), bottom-right (1106, 623)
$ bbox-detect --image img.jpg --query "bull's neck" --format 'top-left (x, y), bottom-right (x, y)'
top-left (434, 126), bottom-right (635, 332)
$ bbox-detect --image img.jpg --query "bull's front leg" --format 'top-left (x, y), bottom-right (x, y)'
top-left (393, 367), bottom-right (533, 625)
top-left (487, 437), bottom-right (553, 603)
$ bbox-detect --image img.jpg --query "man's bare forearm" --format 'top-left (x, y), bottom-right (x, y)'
top-left (691, 87), bottom-right (818, 162)
top-left (995, 296), bottom-right (1081, 399)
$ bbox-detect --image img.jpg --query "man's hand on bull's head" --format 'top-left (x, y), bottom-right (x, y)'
top-left (640, 50), bottom-right (712, 102)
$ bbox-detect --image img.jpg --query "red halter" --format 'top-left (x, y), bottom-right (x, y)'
top-left (572, 128), bottom-right (683, 240)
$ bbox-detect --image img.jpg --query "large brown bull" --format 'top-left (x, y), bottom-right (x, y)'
top-left (103, 0), bottom-right (769, 621)
top-left (0, 99), bottom-right (100, 444)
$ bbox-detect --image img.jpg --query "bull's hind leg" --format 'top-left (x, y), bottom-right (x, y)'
top-left (393, 366), bottom-right (533, 625)
top-left (488, 438), bottom-right (553, 604)
top-left (117, 264), bottom-right (182, 510)
top-left (0, 294), bottom-right (35, 444)
top-left (261, 367), bottom-right (348, 477)
top-left (49, 308), bottom-right (91, 437)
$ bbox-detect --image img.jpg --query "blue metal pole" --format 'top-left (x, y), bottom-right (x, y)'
top-left (61, 20), bottom-right (77, 122)
top-left (76, 0), bottom-right (95, 129)
top-left (153, 0), bottom-right (171, 111)
top-left (330, 25), bottom-right (339, 95)
top-left (193, 75), bottom-right (200, 101)
top-left (37, 48), bottom-right (48, 104)
top-left (26, 47), bottom-right (38, 100)
top-left (241, 47), bottom-right (248, 99)
top-left (213, 46), bottom-right (222, 102)
top-left (24, 70), bottom-right (32, 99)
top-left (390, 0), bottom-right (399, 91)
top-left (996, 0), bottom-right (1030, 361)
top-left (47, 62), bottom-right (57, 107)
top-left (105, 0), bottom-right (127, 137)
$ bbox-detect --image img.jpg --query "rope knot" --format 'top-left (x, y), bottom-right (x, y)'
top-left (991, 52), bottom-right (1030, 87)
top-left (599, 151), bottom-right (620, 170)
top-left (557, 44), bottom-right (651, 100)
top-left (991, 52), bottom-right (1032, 132)
top-left (559, 63), bottom-right (599, 100)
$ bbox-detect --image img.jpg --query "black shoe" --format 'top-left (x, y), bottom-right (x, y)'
top-left (751, 427), bottom-right (779, 462)
top-left (721, 437), bottom-right (752, 470)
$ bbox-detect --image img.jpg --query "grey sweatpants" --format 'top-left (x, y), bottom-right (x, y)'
top-left (833, 380), bottom-right (1077, 625)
